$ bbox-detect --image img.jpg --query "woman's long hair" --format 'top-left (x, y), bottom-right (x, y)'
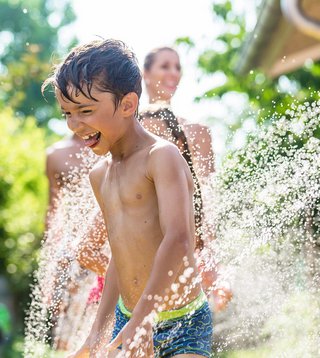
top-left (139, 107), bottom-right (204, 251)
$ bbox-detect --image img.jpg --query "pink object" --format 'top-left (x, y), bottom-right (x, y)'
top-left (87, 275), bottom-right (104, 305)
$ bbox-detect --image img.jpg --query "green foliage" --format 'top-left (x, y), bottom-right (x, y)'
top-left (0, 109), bottom-right (47, 316)
top-left (0, 0), bottom-right (76, 125)
top-left (1, 335), bottom-right (65, 358)
top-left (178, 0), bottom-right (320, 143)
top-left (0, 1), bottom-right (76, 351)
top-left (175, 37), bottom-right (195, 47)
top-left (221, 98), bottom-right (320, 185)
top-left (217, 99), bottom-right (320, 217)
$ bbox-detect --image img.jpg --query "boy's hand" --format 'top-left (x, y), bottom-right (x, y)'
top-left (198, 262), bottom-right (233, 312)
top-left (212, 284), bottom-right (233, 312)
top-left (107, 318), bottom-right (154, 357)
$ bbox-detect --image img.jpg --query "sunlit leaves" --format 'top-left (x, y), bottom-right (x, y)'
top-left (0, 0), bottom-right (76, 124)
top-left (0, 109), bottom-right (47, 295)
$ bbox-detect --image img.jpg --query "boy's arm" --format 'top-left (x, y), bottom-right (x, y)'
top-left (68, 257), bottom-right (119, 358)
top-left (87, 257), bottom-right (119, 341)
top-left (88, 162), bottom-right (119, 340)
top-left (68, 162), bottom-right (118, 357)
top-left (136, 145), bottom-right (194, 307)
top-left (108, 144), bottom-right (194, 353)
top-left (76, 212), bottom-right (109, 276)
top-left (76, 161), bottom-right (110, 275)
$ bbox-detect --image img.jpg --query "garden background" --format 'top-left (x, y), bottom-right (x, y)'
top-left (0, 0), bottom-right (319, 356)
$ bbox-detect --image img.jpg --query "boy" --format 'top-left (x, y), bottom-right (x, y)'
top-left (43, 39), bottom-right (213, 357)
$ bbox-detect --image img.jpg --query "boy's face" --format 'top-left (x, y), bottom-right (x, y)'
top-left (56, 85), bottom-right (124, 156)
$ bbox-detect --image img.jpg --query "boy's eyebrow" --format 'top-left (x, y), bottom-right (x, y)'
top-left (60, 104), bottom-right (94, 110)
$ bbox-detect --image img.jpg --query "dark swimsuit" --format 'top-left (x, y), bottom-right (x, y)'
top-left (111, 290), bottom-right (213, 357)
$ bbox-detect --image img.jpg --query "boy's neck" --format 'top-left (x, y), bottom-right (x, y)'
top-left (110, 119), bottom-right (149, 161)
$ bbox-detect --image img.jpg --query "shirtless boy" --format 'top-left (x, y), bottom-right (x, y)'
top-left (43, 39), bottom-right (213, 357)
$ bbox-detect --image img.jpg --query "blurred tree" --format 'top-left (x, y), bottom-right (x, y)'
top-left (0, 0), bottom-right (76, 126)
top-left (0, 109), bottom-right (47, 350)
top-left (176, 0), bottom-right (320, 147)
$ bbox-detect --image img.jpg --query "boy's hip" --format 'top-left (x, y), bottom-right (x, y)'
top-left (111, 291), bottom-right (213, 357)
top-left (118, 289), bottom-right (207, 322)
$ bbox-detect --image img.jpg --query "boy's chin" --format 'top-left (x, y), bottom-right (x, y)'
top-left (91, 145), bottom-right (109, 156)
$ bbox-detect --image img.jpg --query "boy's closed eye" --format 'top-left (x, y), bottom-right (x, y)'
top-left (61, 111), bottom-right (70, 119)
top-left (61, 110), bottom-right (92, 119)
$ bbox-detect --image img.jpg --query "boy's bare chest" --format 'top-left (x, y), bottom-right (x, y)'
top-left (101, 158), bottom-right (154, 213)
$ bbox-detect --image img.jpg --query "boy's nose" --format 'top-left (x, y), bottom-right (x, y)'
top-left (67, 115), bottom-right (82, 133)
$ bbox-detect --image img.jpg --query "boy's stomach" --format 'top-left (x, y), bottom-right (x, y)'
top-left (111, 234), bottom-right (201, 312)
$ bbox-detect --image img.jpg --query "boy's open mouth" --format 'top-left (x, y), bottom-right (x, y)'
top-left (83, 131), bottom-right (101, 147)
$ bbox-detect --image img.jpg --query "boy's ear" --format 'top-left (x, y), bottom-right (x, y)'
top-left (121, 92), bottom-right (139, 117)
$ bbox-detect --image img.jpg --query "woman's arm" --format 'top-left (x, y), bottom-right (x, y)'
top-left (184, 123), bottom-right (215, 181)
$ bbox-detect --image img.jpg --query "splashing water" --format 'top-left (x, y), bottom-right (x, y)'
top-left (202, 99), bottom-right (320, 356)
top-left (24, 148), bottom-right (110, 357)
top-left (24, 100), bottom-right (320, 357)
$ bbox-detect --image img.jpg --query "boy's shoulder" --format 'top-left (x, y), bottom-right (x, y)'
top-left (145, 137), bottom-right (191, 184)
top-left (147, 138), bottom-right (186, 171)
top-left (148, 136), bottom-right (180, 156)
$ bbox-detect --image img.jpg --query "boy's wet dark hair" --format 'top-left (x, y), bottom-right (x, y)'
top-left (42, 39), bottom-right (142, 113)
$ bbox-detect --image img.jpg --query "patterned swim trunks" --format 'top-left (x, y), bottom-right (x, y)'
top-left (111, 290), bottom-right (213, 357)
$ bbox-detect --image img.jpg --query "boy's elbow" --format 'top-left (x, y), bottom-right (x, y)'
top-left (173, 230), bottom-right (191, 254)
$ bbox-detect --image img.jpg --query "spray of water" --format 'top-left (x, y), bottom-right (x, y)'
top-left (203, 99), bottom-right (320, 356)
top-left (24, 100), bottom-right (320, 357)
top-left (24, 148), bottom-right (110, 357)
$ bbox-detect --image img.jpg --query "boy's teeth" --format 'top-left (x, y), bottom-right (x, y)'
top-left (83, 131), bottom-right (101, 148)
top-left (83, 132), bottom-right (98, 140)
